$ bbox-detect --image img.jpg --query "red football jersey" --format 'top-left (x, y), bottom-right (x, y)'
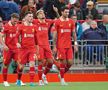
top-left (19, 24), bottom-right (37, 49)
top-left (3, 22), bottom-right (19, 49)
top-left (54, 18), bottom-right (75, 48)
top-left (33, 19), bottom-right (53, 45)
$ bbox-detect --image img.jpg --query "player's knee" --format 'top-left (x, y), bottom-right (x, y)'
top-left (60, 59), bottom-right (66, 64)
top-left (18, 64), bottom-right (24, 70)
top-left (47, 59), bottom-right (53, 64)
top-left (68, 60), bottom-right (73, 66)
top-left (3, 64), bottom-right (8, 68)
top-left (38, 60), bottom-right (43, 65)
top-left (29, 61), bottom-right (35, 67)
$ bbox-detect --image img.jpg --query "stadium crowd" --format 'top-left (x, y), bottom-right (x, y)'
top-left (0, 0), bottom-right (108, 87)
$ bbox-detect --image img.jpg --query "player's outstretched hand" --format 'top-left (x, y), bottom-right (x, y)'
top-left (53, 5), bottom-right (58, 13)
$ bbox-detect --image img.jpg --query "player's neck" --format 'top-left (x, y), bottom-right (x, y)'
top-left (23, 21), bottom-right (33, 26)
top-left (60, 16), bottom-right (68, 21)
top-left (8, 21), bottom-right (16, 26)
top-left (38, 18), bottom-right (45, 23)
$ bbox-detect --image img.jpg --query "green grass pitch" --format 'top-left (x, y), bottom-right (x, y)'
top-left (0, 82), bottom-right (108, 90)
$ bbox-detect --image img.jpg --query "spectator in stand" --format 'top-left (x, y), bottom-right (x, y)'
top-left (98, 15), bottom-right (108, 40)
top-left (14, 0), bottom-right (20, 4)
top-left (0, 16), bottom-right (3, 73)
top-left (71, 15), bottom-right (83, 40)
top-left (103, 8), bottom-right (108, 15)
top-left (43, 0), bottom-right (66, 19)
top-left (98, 15), bottom-right (108, 58)
top-left (20, 0), bottom-right (37, 19)
top-left (0, 0), bottom-right (20, 21)
top-left (69, 1), bottom-right (84, 20)
top-left (81, 0), bottom-right (97, 9)
top-left (19, 0), bottom-right (28, 8)
top-left (81, 21), bottom-right (105, 65)
top-left (13, 0), bottom-right (22, 10)
top-left (82, 15), bottom-right (93, 32)
top-left (36, 0), bottom-right (44, 10)
top-left (0, 17), bottom-right (3, 32)
top-left (83, 0), bottom-right (98, 20)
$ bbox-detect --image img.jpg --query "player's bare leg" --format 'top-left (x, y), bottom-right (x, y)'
top-left (42, 59), bottom-right (53, 85)
top-left (2, 64), bottom-right (10, 86)
top-left (53, 59), bottom-right (60, 71)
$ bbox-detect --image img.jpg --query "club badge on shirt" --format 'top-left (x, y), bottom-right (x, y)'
top-left (69, 23), bottom-right (71, 27)
top-left (61, 29), bottom-right (64, 33)
top-left (32, 29), bottom-right (34, 32)
top-left (38, 27), bottom-right (41, 31)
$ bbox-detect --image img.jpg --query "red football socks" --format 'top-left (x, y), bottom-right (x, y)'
top-left (2, 68), bottom-right (8, 81)
top-left (38, 65), bottom-right (43, 80)
top-left (17, 67), bottom-right (23, 80)
top-left (60, 63), bottom-right (65, 78)
top-left (65, 64), bottom-right (71, 73)
top-left (29, 67), bottom-right (35, 83)
top-left (44, 63), bottom-right (52, 75)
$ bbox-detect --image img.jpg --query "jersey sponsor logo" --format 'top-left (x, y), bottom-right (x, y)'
top-left (9, 33), bottom-right (16, 37)
top-left (23, 29), bottom-right (26, 31)
top-left (38, 27), bottom-right (47, 31)
top-left (32, 29), bottom-right (34, 32)
top-left (69, 23), bottom-right (71, 27)
top-left (61, 29), bottom-right (64, 33)
top-left (61, 29), bottom-right (71, 33)
top-left (60, 24), bottom-right (63, 27)
top-left (38, 27), bottom-right (41, 31)
top-left (24, 33), bottom-right (34, 37)
top-left (33, 54), bottom-right (36, 59)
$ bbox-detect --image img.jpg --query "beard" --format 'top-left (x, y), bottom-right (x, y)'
top-left (40, 17), bottom-right (45, 19)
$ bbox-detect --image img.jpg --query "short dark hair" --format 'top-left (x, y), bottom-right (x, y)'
top-left (60, 6), bottom-right (69, 12)
top-left (24, 11), bottom-right (33, 18)
top-left (11, 13), bottom-right (19, 19)
top-left (74, 1), bottom-right (80, 8)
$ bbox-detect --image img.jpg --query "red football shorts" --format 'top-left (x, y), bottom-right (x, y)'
top-left (3, 49), bottom-right (20, 65)
top-left (57, 48), bottom-right (73, 60)
top-left (38, 45), bottom-right (53, 60)
top-left (20, 48), bottom-right (36, 64)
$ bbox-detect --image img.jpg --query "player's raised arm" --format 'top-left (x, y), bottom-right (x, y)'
top-left (52, 20), bottom-right (58, 54)
top-left (52, 29), bottom-right (57, 53)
